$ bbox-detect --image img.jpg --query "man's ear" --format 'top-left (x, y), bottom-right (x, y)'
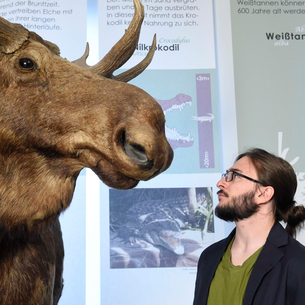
top-left (256, 186), bottom-right (274, 204)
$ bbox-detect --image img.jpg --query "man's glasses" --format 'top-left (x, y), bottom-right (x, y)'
top-left (222, 170), bottom-right (264, 185)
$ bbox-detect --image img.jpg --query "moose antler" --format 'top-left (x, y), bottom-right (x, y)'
top-left (72, 0), bottom-right (156, 82)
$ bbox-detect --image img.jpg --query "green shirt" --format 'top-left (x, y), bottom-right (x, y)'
top-left (207, 237), bottom-right (263, 305)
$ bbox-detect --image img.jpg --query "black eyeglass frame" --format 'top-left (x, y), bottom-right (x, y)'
top-left (222, 170), bottom-right (265, 185)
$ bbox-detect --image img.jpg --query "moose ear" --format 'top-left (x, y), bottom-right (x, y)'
top-left (41, 40), bottom-right (60, 56)
top-left (0, 17), bottom-right (29, 54)
top-left (28, 31), bottom-right (60, 56)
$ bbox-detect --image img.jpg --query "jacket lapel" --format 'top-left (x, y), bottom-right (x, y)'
top-left (197, 230), bottom-right (236, 304)
top-left (243, 222), bottom-right (288, 305)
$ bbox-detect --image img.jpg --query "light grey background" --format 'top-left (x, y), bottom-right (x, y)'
top-left (231, 1), bottom-right (305, 169)
top-left (230, 1), bottom-right (305, 242)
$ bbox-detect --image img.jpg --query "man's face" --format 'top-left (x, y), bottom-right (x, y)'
top-left (215, 156), bottom-right (260, 222)
top-left (215, 190), bottom-right (258, 222)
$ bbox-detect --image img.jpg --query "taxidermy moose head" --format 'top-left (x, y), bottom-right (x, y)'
top-left (0, 0), bottom-right (173, 304)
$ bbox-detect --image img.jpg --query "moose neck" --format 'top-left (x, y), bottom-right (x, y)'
top-left (0, 150), bottom-right (80, 236)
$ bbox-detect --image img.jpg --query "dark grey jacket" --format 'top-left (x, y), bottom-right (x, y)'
top-left (193, 222), bottom-right (305, 305)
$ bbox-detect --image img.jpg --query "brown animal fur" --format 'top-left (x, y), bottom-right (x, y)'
top-left (0, 219), bottom-right (64, 304)
top-left (0, 1), bottom-right (173, 303)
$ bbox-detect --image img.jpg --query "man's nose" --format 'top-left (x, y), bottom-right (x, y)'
top-left (216, 176), bottom-right (227, 189)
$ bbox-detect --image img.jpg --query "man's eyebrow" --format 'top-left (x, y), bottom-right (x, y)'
top-left (228, 167), bottom-right (242, 173)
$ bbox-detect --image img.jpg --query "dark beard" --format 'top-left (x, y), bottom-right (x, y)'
top-left (215, 191), bottom-right (258, 222)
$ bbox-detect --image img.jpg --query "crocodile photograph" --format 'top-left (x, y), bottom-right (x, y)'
top-left (109, 187), bottom-right (214, 268)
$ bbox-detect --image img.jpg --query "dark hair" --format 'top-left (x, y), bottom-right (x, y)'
top-left (236, 148), bottom-right (305, 237)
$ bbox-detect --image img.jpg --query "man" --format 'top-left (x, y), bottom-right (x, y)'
top-left (193, 148), bottom-right (305, 305)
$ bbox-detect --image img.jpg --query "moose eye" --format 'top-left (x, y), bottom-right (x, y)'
top-left (18, 58), bottom-right (36, 71)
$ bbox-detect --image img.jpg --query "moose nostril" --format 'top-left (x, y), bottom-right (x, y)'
top-left (121, 131), bottom-right (155, 170)
top-left (124, 139), bottom-right (148, 163)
